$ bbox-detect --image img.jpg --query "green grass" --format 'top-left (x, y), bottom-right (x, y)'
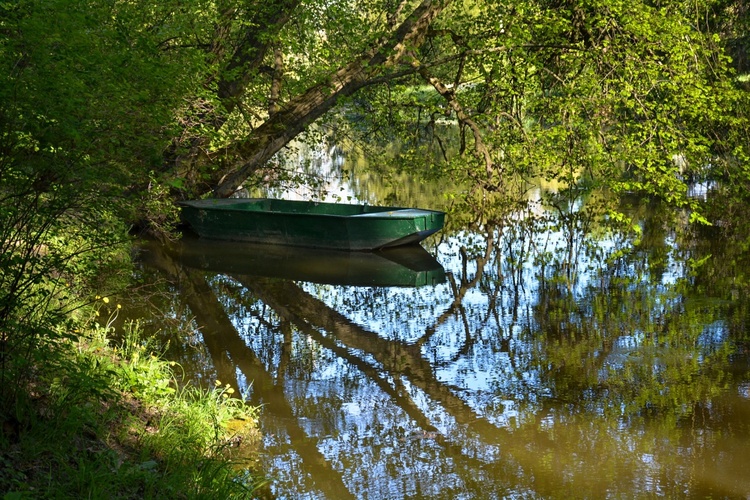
top-left (0, 310), bottom-right (267, 499)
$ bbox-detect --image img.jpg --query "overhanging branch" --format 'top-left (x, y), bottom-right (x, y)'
top-left (212, 0), bottom-right (453, 197)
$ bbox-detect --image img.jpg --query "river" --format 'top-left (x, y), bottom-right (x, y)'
top-left (123, 146), bottom-right (750, 498)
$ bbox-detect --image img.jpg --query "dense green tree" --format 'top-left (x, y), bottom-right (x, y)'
top-left (3, 0), bottom-right (748, 214)
top-left (153, 0), bottom-right (750, 212)
top-left (0, 0), bottom-right (207, 403)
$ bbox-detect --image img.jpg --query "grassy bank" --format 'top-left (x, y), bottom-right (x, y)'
top-left (0, 303), bottom-right (265, 499)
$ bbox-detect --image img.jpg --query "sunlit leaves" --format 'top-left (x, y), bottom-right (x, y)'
top-left (320, 0), bottom-right (748, 229)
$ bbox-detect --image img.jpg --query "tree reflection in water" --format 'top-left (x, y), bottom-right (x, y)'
top-left (133, 198), bottom-right (750, 499)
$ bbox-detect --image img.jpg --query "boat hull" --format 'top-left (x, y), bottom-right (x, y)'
top-left (178, 198), bottom-right (446, 251)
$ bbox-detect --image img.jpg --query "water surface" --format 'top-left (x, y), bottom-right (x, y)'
top-left (129, 194), bottom-right (750, 498)
top-left (125, 153), bottom-right (750, 499)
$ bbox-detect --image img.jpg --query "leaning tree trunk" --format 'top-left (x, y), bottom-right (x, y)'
top-left (211, 0), bottom-right (452, 198)
top-left (167, 0), bottom-right (300, 178)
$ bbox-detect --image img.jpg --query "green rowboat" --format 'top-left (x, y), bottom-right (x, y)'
top-left (178, 198), bottom-right (446, 251)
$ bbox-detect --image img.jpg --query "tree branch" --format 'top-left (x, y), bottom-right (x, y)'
top-left (212, 0), bottom-right (453, 197)
top-left (417, 66), bottom-right (498, 184)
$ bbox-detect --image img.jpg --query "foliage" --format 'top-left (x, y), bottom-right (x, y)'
top-left (2, 0), bottom-right (748, 231)
top-left (319, 0), bottom-right (749, 225)
top-left (1, 0), bottom-right (748, 214)
top-left (0, 307), bottom-right (263, 498)
top-left (0, 199), bottom-right (132, 410)
top-left (0, 0), bottom-right (209, 408)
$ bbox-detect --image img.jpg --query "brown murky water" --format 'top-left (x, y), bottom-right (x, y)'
top-left (127, 195), bottom-right (750, 499)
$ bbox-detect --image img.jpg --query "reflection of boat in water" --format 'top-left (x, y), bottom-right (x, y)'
top-left (164, 235), bottom-right (446, 287)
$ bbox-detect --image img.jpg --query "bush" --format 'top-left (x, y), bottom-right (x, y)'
top-left (1, 311), bottom-right (265, 498)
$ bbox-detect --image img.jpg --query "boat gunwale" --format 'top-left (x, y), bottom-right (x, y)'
top-left (178, 199), bottom-right (446, 220)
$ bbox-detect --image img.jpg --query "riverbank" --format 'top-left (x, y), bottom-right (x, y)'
top-left (0, 302), bottom-right (265, 498)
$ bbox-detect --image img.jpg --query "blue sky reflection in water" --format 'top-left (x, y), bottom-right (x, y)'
top-left (144, 194), bottom-right (750, 499)
top-left (131, 152), bottom-right (750, 499)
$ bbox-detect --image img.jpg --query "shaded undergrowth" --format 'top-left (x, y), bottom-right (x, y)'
top-left (0, 307), bottom-right (267, 499)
